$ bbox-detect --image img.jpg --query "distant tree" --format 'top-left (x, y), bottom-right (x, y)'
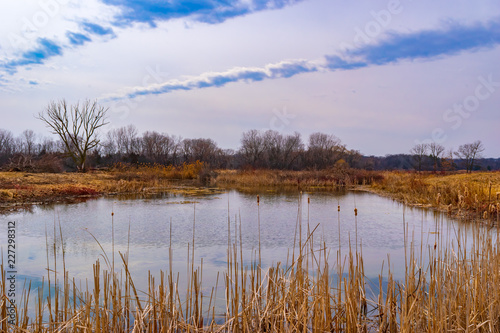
top-left (106, 125), bottom-right (141, 157)
top-left (141, 131), bottom-right (179, 164)
top-left (428, 142), bottom-right (445, 172)
top-left (0, 129), bottom-right (15, 155)
top-left (440, 149), bottom-right (455, 173)
top-left (307, 132), bottom-right (345, 169)
top-left (37, 99), bottom-right (108, 172)
top-left (240, 129), bottom-right (266, 167)
top-left (454, 140), bottom-right (485, 173)
top-left (182, 138), bottom-right (223, 166)
top-left (262, 130), bottom-right (303, 169)
top-left (410, 143), bottom-right (428, 172)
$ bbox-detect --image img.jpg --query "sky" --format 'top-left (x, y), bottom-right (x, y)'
top-left (0, 0), bottom-right (499, 157)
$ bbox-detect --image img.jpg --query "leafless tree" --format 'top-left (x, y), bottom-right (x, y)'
top-left (429, 142), bottom-right (445, 172)
top-left (37, 99), bottom-right (108, 172)
top-left (410, 143), bottom-right (428, 172)
top-left (240, 129), bottom-right (266, 167)
top-left (307, 132), bottom-right (345, 169)
top-left (454, 140), bottom-right (485, 173)
top-left (141, 131), bottom-right (179, 164)
top-left (262, 130), bottom-right (303, 169)
top-left (106, 125), bottom-right (141, 156)
top-left (0, 129), bottom-right (15, 155)
top-left (19, 129), bottom-right (38, 155)
top-left (182, 138), bottom-right (222, 166)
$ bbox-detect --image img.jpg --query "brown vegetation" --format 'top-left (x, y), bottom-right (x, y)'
top-left (370, 171), bottom-right (500, 222)
top-left (215, 167), bottom-right (383, 189)
top-left (0, 162), bottom-right (209, 211)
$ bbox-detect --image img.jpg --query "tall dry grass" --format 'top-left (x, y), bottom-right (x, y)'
top-left (1, 196), bottom-right (499, 332)
top-left (215, 168), bottom-right (382, 189)
top-left (371, 171), bottom-right (500, 223)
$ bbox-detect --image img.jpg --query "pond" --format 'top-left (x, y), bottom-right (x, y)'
top-left (0, 188), bottom-right (475, 310)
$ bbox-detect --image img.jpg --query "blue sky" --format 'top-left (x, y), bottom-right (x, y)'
top-left (0, 0), bottom-right (499, 157)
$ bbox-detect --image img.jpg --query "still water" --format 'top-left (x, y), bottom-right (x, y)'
top-left (0, 189), bottom-right (471, 304)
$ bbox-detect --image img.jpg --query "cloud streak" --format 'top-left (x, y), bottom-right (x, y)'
top-left (103, 59), bottom-right (318, 100)
top-left (1, 0), bottom-right (300, 75)
top-left (326, 19), bottom-right (500, 70)
top-left (102, 0), bottom-right (304, 27)
top-left (1, 38), bottom-right (62, 73)
top-left (105, 19), bottom-right (500, 101)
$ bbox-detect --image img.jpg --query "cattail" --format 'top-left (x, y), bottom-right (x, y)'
top-left (354, 208), bottom-right (358, 216)
top-left (338, 205), bottom-right (340, 212)
top-left (257, 195), bottom-right (260, 205)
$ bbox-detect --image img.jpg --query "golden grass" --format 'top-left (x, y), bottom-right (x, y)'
top-left (215, 168), bottom-right (382, 189)
top-left (1, 198), bottom-right (499, 332)
top-left (0, 162), bottom-right (208, 210)
top-left (370, 171), bottom-right (500, 222)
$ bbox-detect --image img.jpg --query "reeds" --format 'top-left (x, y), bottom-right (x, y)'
top-left (215, 168), bottom-right (382, 189)
top-left (371, 171), bottom-right (500, 223)
top-left (1, 198), bottom-right (499, 332)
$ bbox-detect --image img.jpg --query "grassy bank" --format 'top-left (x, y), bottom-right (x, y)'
top-left (1, 167), bottom-right (499, 222)
top-left (0, 162), bottom-right (208, 211)
top-left (370, 171), bottom-right (500, 222)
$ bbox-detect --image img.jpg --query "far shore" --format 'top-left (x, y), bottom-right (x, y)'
top-left (1, 168), bottom-right (498, 224)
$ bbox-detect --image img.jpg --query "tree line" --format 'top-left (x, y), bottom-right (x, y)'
top-left (0, 99), bottom-right (497, 172)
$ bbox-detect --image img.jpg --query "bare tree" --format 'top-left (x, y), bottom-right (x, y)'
top-left (20, 129), bottom-right (38, 155)
top-left (262, 130), bottom-right (303, 169)
top-left (37, 99), bottom-right (108, 172)
top-left (429, 142), bottom-right (445, 172)
top-left (141, 131), bottom-right (179, 164)
top-left (307, 132), bottom-right (345, 169)
top-left (454, 140), bottom-right (485, 173)
top-left (0, 129), bottom-right (15, 155)
top-left (410, 143), bottom-right (428, 172)
top-left (240, 129), bottom-right (266, 167)
top-left (181, 138), bottom-right (222, 166)
top-left (106, 125), bottom-right (141, 156)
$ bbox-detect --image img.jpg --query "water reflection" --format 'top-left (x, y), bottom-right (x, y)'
top-left (0, 189), bottom-right (482, 308)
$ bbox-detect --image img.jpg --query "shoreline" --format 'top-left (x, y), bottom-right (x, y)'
top-left (1, 170), bottom-right (499, 224)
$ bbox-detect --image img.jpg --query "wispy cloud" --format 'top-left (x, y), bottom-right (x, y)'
top-left (1, 38), bottom-right (62, 73)
top-left (105, 19), bottom-right (500, 101)
top-left (67, 32), bottom-right (92, 46)
top-left (81, 22), bottom-right (115, 37)
top-left (0, 0), bottom-right (300, 75)
top-left (103, 59), bottom-right (318, 100)
top-left (102, 0), bottom-right (304, 27)
top-left (326, 19), bottom-right (500, 70)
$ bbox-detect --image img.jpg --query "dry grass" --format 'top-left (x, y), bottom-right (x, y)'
top-left (0, 162), bottom-right (208, 211)
top-left (215, 168), bottom-right (383, 189)
top-left (1, 198), bottom-right (499, 332)
top-left (370, 171), bottom-right (500, 222)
